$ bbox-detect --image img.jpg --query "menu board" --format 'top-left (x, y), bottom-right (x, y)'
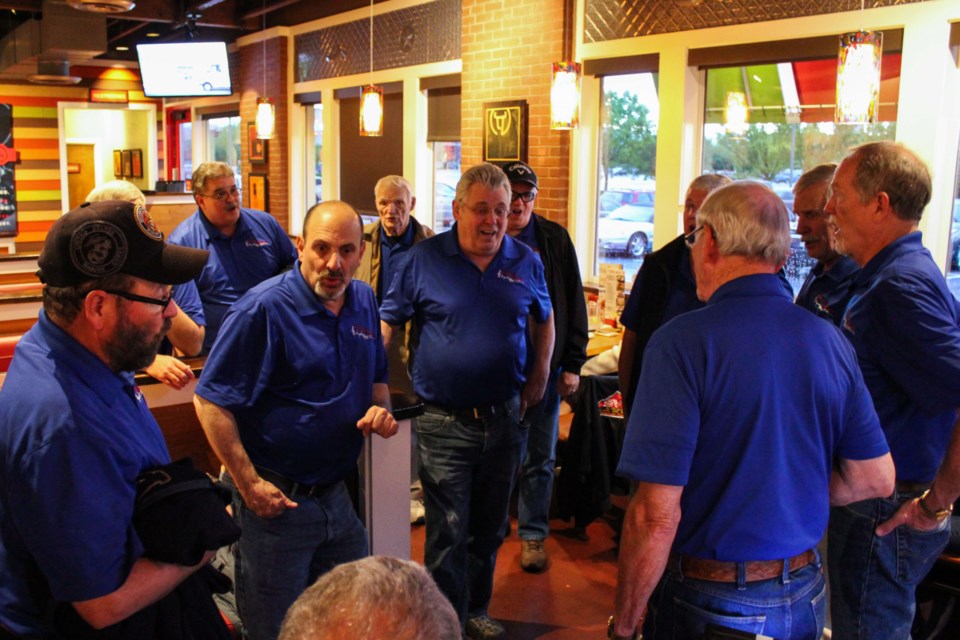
top-left (0, 104), bottom-right (16, 237)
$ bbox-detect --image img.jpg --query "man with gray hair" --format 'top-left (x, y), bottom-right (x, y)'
top-left (825, 141), bottom-right (960, 640)
top-left (618, 173), bottom-right (731, 415)
top-left (380, 163), bottom-right (554, 639)
top-left (611, 181), bottom-right (893, 640)
top-left (169, 161), bottom-right (296, 352)
top-left (793, 164), bottom-right (859, 325)
top-left (278, 556), bottom-right (459, 640)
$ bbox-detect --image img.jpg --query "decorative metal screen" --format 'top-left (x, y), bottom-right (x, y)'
top-left (294, 0), bottom-right (461, 83)
top-left (584, 0), bottom-right (930, 43)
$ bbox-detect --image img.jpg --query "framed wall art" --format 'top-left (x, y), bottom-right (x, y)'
top-left (121, 150), bottom-right (132, 178)
top-left (130, 149), bottom-right (143, 178)
top-left (113, 150), bottom-right (123, 177)
top-left (482, 100), bottom-right (528, 163)
top-left (248, 123), bottom-right (266, 164)
top-left (249, 173), bottom-right (267, 211)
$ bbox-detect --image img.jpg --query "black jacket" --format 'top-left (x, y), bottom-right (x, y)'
top-left (532, 214), bottom-right (589, 374)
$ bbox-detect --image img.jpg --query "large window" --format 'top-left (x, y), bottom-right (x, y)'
top-left (304, 103), bottom-right (323, 206)
top-left (947, 144), bottom-right (960, 300)
top-left (596, 73), bottom-right (658, 280)
top-left (433, 142), bottom-right (460, 233)
top-left (701, 56), bottom-right (899, 293)
top-left (204, 114), bottom-right (241, 179)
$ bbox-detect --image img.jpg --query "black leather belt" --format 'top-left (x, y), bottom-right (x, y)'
top-left (222, 467), bottom-right (338, 499)
top-left (423, 400), bottom-right (512, 421)
top-left (894, 480), bottom-right (931, 497)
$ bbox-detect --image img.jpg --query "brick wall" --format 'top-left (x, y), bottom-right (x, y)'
top-left (240, 36), bottom-right (290, 233)
top-left (461, 0), bottom-right (571, 226)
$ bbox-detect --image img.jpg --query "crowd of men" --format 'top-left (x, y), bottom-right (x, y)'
top-left (1, 141), bottom-right (958, 640)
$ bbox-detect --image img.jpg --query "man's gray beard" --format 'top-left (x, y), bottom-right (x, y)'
top-left (104, 314), bottom-right (171, 373)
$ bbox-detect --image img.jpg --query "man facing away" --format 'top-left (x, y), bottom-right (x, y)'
top-left (194, 201), bottom-right (398, 640)
top-left (168, 161), bottom-right (296, 352)
top-left (825, 141), bottom-right (960, 640)
top-left (502, 161), bottom-right (588, 573)
top-left (617, 174), bottom-right (731, 416)
top-left (792, 163), bottom-right (859, 325)
top-left (380, 163), bottom-right (554, 640)
top-left (0, 200), bottom-right (211, 638)
top-left (611, 181), bottom-right (894, 640)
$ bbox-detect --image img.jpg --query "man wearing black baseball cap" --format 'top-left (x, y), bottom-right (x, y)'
top-left (501, 161), bottom-right (589, 573)
top-left (0, 200), bottom-right (213, 638)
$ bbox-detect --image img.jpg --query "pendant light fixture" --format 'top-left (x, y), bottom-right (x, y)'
top-left (550, 0), bottom-right (580, 130)
top-left (255, 0), bottom-right (275, 139)
top-left (835, 1), bottom-right (882, 125)
top-left (359, 0), bottom-right (383, 136)
top-left (724, 91), bottom-right (748, 135)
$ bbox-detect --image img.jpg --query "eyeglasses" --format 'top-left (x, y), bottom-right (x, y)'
top-left (199, 186), bottom-right (240, 201)
top-left (462, 203), bottom-right (508, 218)
top-left (510, 191), bottom-right (537, 203)
top-left (101, 289), bottom-right (173, 311)
top-left (684, 225), bottom-right (705, 247)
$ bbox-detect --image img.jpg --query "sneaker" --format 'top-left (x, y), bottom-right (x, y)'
top-left (465, 615), bottom-right (506, 640)
top-left (410, 497), bottom-right (425, 525)
top-left (520, 539), bottom-right (547, 573)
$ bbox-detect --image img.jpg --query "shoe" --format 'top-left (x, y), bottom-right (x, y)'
top-left (520, 539), bottom-right (547, 572)
top-left (465, 615), bottom-right (506, 640)
top-left (410, 497), bottom-right (425, 525)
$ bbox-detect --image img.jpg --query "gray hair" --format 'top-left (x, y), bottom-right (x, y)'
top-left (278, 556), bottom-right (460, 640)
top-left (794, 164), bottom-right (837, 199)
top-left (455, 163), bottom-right (510, 207)
top-left (86, 180), bottom-right (145, 204)
top-left (848, 141), bottom-right (931, 222)
top-left (697, 181), bottom-right (791, 266)
top-left (43, 273), bottom-right (133, 324)
top-left (688, 173), bottom-right (732, 194)
top-left (191, 162), bottom-right (236, 196)
top-left (374, 175), bottom-right (414, 201)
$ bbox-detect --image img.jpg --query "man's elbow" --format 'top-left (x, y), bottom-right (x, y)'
top-left (72, 600), bottom-right (127, 629)
top-left (870, 454), bottom-right (896, 498)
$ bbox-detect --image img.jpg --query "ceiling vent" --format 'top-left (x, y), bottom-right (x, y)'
top-left (28, 60), bottom-right (82, 85)
top-left (66, 0), bottom-right (136, 14)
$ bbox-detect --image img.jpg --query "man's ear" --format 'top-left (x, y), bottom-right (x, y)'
top-left (82, 289), bottom-right (111, 331)
top-left (410, 196), bottom-right (417, 211)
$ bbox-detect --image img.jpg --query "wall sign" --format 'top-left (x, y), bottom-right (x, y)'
top-left (0, 104), bottom-right (17, 237)
top-left (482, 100), bottom-right (527, 164)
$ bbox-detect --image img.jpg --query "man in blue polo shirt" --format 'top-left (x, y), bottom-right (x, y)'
top-left (0, 200), bottom-right (212, 638)
top-left (793, 163), bottom-right (859, 325)
top-left (825, 141), bottom-right (960, 640)
top-left (169, 161), bottom-right (297, 353)
top-left (611, 182), bottom-right (893, 640)
top-left (194, 200), bottom-right (398, 640)
top-left (380, 163), bottom-right (554, 640)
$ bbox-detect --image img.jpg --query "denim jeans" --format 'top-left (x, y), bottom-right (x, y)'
top-left (225, 478), bottom-right (369, 640)
top-left (644, 559), bottom-right (826, 640)
top-left (828, 494), bottom-right (949, 640)
top-left (416, 395), bottom-right (525, 623)
top-left (518, 368), bottom-right (561, 541)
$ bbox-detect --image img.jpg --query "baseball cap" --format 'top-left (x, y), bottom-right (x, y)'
top-left (37, 200), bottom-right (209, 287)
top-left (502, 161), bottom-right (538, 189)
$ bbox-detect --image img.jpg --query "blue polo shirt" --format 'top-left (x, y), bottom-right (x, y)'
top-left (617, 274), bottom-right (887, 561)
top-left (196, 266), bottom-right (387, 485)
top-left (0, 313), bottom-right (170, 636)
top-left (380, 227), bottom-right (552, 408)
top-left (168, 207), bottom-right (297, 352)
top-left (795, 256), bottom-right (859, 326)
top-left (620, 243), bottom-right (700, 331)
top-left (841, 232), bottom-right (960, 482)
top-left (378, 222), bottom-right (416, 299)
top-left (158, 279), bottom-right (206, 356)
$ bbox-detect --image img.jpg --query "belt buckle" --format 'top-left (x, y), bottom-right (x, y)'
top-left (473, 407), bottom-right (481, 419)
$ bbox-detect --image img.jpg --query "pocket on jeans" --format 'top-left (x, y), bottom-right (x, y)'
top-left (415, 409), bottom-right (452, 436)
top-left (897, 522), bottom-right (949, 584)
top-left (810, 578), bottom-right (827, 634)
top-left (671, 597), bottom-right (766, 639)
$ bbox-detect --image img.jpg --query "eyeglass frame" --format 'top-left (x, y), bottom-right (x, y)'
top-left (460, 202), bottom-right (509, 218)
top-left (510, 190), bottom-right (537, 203)
top-left (96, 288), bottom-right (173, 311)
top-left (684, 223), bottom-right (717, 247)
top-left (198, 185), bottom-right (241, 201)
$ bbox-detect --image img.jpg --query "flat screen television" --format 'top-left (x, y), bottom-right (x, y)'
top-left (136, 42), bottom-right (233, 98)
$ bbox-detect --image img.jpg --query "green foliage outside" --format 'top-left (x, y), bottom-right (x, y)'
top-left (599, 92), bottom-right (657, 190)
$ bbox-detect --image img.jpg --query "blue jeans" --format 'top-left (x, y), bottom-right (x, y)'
top-left (645, 558), bottom-right (826, 640)
top-left (225, 478), bottom-right (369, 640)
top-left (416, 396), bottom-right (525, 623)
top-left (828, 494), bottom-right (949, 640)
top-left (518, 369), bottom-right (561, 541)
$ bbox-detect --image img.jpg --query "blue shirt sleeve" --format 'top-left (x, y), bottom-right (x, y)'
top-left (172, 279), bottom-right (205, 326)
top-left (528, 258), bottom-right (552, 324)
top-left (379, 252), bottom-right (416, 326)
top-left (838, 360), bottom-right (890, 461)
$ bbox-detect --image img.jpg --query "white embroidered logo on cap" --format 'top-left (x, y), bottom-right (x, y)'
top-left (134, 204), bottom-right (163, 241)
top-left (70, 221), bottom-right (127, 277)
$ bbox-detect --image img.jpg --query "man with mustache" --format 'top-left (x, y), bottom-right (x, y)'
top-left (195, 200), bottom-right (399, 640)
top-left (792, 163), bottom-right (859, 325)
top-left (169, 161), bottom-right (297, 353)
top-left (0, 200), bottom-right (211, 638)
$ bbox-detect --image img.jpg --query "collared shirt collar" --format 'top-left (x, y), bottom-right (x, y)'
top-left (288, 260), bottom-right (360, 318)
top-left (855, 231), bottom-right (924, 286)
top-left (197, 207), bottom-right (247, 240)
top-left (708, 273), bottom-right (793, 306)
top-left (811, 255), bottom-right (859, 283)
top-left (379, 219), bottom-right (416, 247)
top-left (441, 222), bottom-right (521, 262)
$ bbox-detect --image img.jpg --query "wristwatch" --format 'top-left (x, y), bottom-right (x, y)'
top-left (918, 489), bottom-right (954, 522)
top-left (607, 615), bottom-right (640, 640)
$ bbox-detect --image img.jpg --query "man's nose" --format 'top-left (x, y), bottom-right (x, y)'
top-left (325, 251), bottom-right (342, 270)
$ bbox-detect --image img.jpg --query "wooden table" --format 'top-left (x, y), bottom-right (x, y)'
top-left (587, 327), bottom-right (622, 357)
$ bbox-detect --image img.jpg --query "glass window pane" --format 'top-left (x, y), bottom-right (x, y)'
top-left (702, 57), bottom-right (899, 294)
top-left (206, 115), bottom-right (240, 180)
top-left (178, 121), bottom-right (192, 183)
top-left (947, 148), bottom-right (960, 299)
top-left (596, 73), bottom-right (658, 281)
top-left (433, 142), bottom-right (460, 233)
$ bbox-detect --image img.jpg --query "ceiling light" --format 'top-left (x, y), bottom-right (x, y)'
top-left (359, 0), bottom-right (382, 136)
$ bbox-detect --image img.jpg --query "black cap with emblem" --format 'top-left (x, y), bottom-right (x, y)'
top-left (501, 161), bottom-right (538, 189)
top-left (37, 200), bottom-right (209, 287)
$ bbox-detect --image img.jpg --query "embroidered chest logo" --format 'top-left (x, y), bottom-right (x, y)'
top-left (245, 238), bottom-right (270, 247)
top-left (351, 324), bottom-right (375, 340)
top-left (497, 269), bottom-right (524, 285)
